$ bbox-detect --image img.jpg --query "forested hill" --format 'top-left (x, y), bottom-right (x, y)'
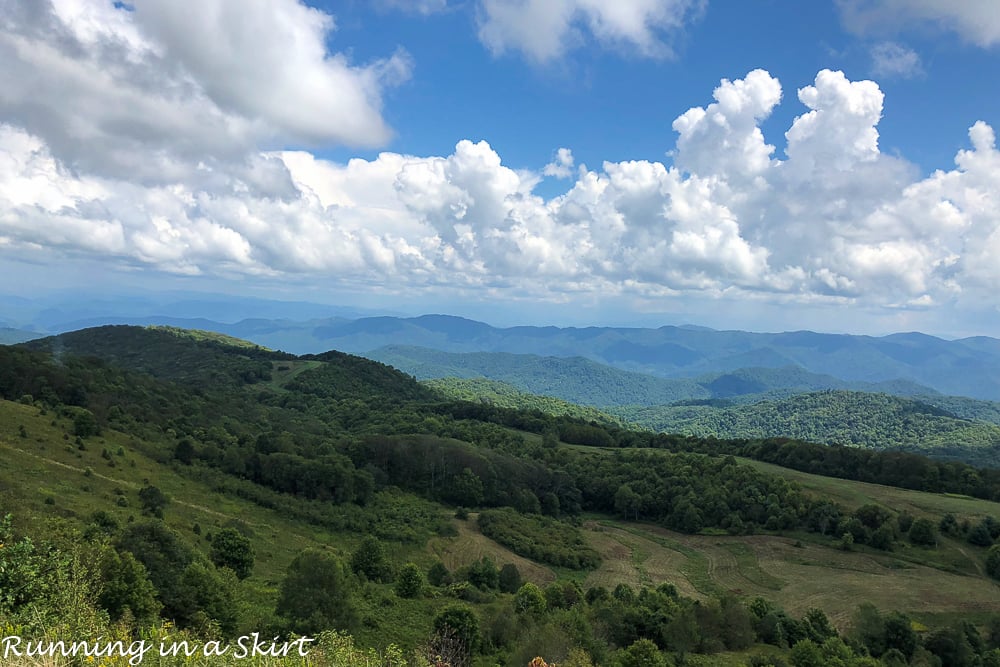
top-left (368, 345), bottom-right (934, 407)
top-left (422, 376), bottom-right (624, 425)
top-left (371, 345), bottom-right (706, 406)
top-left (610, 391), bottom-right (1000, 466)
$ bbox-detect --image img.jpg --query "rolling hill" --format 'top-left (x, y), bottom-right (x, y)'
top-left (370, 344), bottom-right (937, 406)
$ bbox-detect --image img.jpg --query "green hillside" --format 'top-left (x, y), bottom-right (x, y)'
top-left (5, 327), bottom-right (1000, 666)
top-left (424, 376), bottom-right (624, 425)
top-left (610, 390), bottom-right (1000, 465)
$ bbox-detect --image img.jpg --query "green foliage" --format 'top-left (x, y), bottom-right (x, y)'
top-left (909, 518), bottom-right (937, 546)
top-left (618, 638), bottom-right (667, 667)
top-left (514, 583), bottom-right (547, 615)
top-left (427, 561), bottom-right (451, 587)
top-left (465, 556), bottom-right (499, 590)
top-left (137, 484), bottom-right (169, 517)
top-left (478, 508), bottom-right (601, 569)
top-left (350, 535), bottom-right (393, 583)
top-left (395, 562), bottom-right (424, 598)
top-left (72, 408), bottom-right (100, 437)
top-left (209, 527), bottom-right (255, 579)
top-left (97, 548), bottom-right (160, 625)
top-left (0, 514), bottom-right (48, 616)
top-left (277, 549), bottom-right (357, 636)
top-left (432, 604), bottom-right (480, 654)
top-left (612, 390), bottom-right (1000, 460)
top-left (371, 345), bottom-right (704, 407)
top-left (424, 376), bottom-right (623, 424)
top-left (115, 520), bottom-right (195, 622)
top-left (174, 560), bottom-right (238, 635)
top-left (987, 545), bottom-right (1000, 580)
top-left (498, 562), bottom-right (522, 593)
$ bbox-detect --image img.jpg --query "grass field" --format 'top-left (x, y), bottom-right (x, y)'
top-left (559, 444), bottom-right (1000, 627)
top-left (577, 519), bottom-right (1000, 628)
top-left (738, 456), bottom-right (1000, 519)
top-left (426, 514), bottom-right (558, 585)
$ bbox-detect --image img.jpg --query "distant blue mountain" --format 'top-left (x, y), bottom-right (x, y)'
top-left (368, 345), bottom-right (937, 407)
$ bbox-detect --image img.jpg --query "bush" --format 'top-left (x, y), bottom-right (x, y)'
top-left (395, 563), bottom-right (423, 599)
top-left (209, 528), bottom-right (255, 580)
top-left (987, 545), bottom-right (1000, 580)
top-left (909, 518), bottom-right (936, 546)
top-left (350, 536), bottom-right (393, 583)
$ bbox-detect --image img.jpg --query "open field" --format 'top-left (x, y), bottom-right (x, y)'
top-left (738, 455), bottom-right (1000, 519)
top-left (553, 445), bottom-right (1000, 626)
top-left (426, 514), bottom-right (558, 585)
top-left (578, 520), bottom-right (1000, 628)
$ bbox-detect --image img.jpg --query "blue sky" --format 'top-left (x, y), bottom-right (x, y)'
top-left (1, 0), bottom-right (999, 335)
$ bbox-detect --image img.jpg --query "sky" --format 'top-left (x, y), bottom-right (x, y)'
top-left (1, 0), bottom-right (1000, 336)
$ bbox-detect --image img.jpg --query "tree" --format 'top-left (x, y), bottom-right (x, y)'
top-left (909, 518), bottom-right (936, 546)
top-left (137, 485), bottom-right (169, 518)
top-left (350, 536), bottom-right (392, 582)
top-left (498, 563), bottom-right (522, 594)
top-left (174, 439), bottom-right (195, 465)
top-left (277, 549), bottom-right (356, 635)
top-left (174, 561), bottom-right (238, 635)
top-left (541, 492), bottom-right (560, 517)
top-left (73, 409), bottom-right (100, 438)
top-left (619, 639), bottom-right (666, 667)
top-left (395, 563), bottom-right (423, 599)
top-left (116, 521), bottom-right (194, 619)
top-left (614, 484), bottom-right (641, 520)
top-left (97, 549), bottom-right (160, 626)
top-left (427, 561), bottom-right (451, 587)
top-left (883, 612), bottom-right (917, 659)
top-left (466, 556), bottom-right (499, 590)
top-left (448, 468), bottom-right (484, 507)
top-left (987, 545), bottom-right (1000, 580)
top-left (969, 521), bottom-right (994, 547)
top-left (209, 528), bottom-right (255, 580)
top-left (514, 583), bottom-right (547, 615)
top-left (433, 604), bottom-right (479, 654)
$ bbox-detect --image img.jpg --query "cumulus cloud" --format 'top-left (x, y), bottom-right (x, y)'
top-left (476, 0), bottom-right (704, 63)
top-left (2, 23), bottom-right (1000, 316)
top-left (838, 0), bottom-right (1000, 47)
top-left (870, 42), bottom-right (923, 79)
top-left (543, 148), bottom-right (576, 178)
top-left (0, 0), bottom-right (408, 184)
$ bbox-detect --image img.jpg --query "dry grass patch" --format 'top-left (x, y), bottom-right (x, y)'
top-left (425, 516), bottom-right (556, 585)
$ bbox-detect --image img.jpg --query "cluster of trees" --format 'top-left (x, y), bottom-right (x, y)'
top-left (567, 451), bottom-right (810, 534)
top-left (477, 509), bottom-right (601, 570)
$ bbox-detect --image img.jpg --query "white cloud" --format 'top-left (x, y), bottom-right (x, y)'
top-left (870, 42), bottom-right (923, 79)
top-left (476, 0), bottom-right (703, 63)
top-left (671, 68), bottom-right (782, 180)
top-left (543, 148), bottom-right (576, 178)
top-left (838, 0), bottom-right (1000, 47)
top-left (0, 0), bottom-right (408, 184)
top-left (2, 46), bottom-right (1000, 317)
top-left (785, 69), bottom-right (884, 173)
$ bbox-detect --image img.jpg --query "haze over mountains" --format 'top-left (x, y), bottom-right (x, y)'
top-left (6, 291), bottom-right (1000, 402)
